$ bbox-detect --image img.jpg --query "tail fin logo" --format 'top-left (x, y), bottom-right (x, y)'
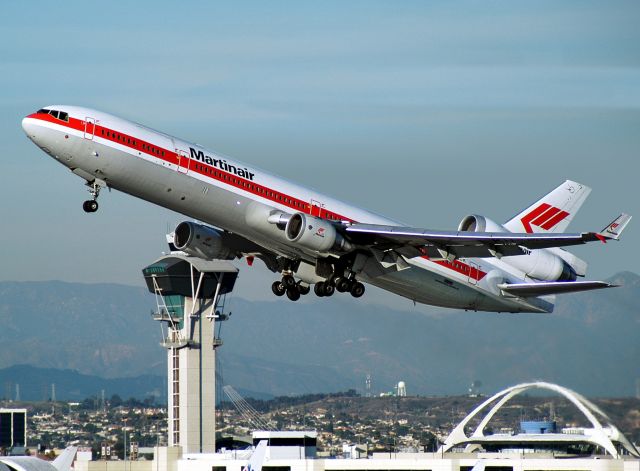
top-left (521, 203), bottom-right (570, 233)
top-left (605, 222), bottom-right (620, 235)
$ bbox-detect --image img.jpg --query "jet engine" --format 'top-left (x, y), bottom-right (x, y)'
top-left (458, 214), bottom-right (508, 233)
top-left (458, 214), bottom-right (577, 281)
top-left (502, 250), bottom-right (577, 281)
top-left (284, 213), bottom-right (353, 253)
top-left (173, 221), bottom-right (235, 260)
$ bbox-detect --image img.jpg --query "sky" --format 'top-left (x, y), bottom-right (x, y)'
top-left (1, 1), bottom-right (639, 308)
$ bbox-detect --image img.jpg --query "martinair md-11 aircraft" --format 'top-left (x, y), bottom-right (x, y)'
top-left (22, 106), bottom-right (631, 313)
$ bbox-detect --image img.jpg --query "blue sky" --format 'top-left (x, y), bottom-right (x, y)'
top-left (1, 1), bottom-right (639, 306)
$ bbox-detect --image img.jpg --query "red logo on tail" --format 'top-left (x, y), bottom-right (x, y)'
top-left (521, 203), bottom-right (570, 233)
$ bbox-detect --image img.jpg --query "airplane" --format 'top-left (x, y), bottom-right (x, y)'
top-left (0, 446), bottom-right (77, 471)
top-left (22, 106), bottom-right (631, 313)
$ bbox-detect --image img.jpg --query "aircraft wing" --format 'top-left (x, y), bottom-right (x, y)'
top-left (344, 213), bottom-right (631, 259)
top-left (497, 281), bottom-right (615, 297)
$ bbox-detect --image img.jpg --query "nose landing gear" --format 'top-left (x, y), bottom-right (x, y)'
top-left (82, 200), bottom-right (99, 213)
top-left (82, 179), bottom-right (105, 213)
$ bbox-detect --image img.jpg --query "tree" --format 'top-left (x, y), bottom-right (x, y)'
top-left (110, 394), bottom-right (123, 408)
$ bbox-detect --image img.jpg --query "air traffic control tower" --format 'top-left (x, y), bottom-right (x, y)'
top-left (142, 255), bottom-right (238, 454)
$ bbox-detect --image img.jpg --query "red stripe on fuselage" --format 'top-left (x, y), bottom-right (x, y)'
top-left (31, 111), bottom-right (487, 282)
top-left (432, 258), bottom-right (486, 281)
top-left (31, 112), bottom-right (351, 222)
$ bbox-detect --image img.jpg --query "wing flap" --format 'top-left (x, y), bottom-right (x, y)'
top-left (497, 281), bottom-right (615, 297)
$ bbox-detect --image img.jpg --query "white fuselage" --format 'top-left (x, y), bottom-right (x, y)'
top-left (22, 106), bottom-right (554, 313)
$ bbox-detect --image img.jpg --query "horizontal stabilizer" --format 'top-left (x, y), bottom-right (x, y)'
top-left (497, 281), bottom-right (615, 297)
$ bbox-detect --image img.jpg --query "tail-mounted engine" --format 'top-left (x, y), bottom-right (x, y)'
top-left (459, 214), bottom-right (509, 233)
top-left (459, 214), bottom-right (577, 282)
top-left (285, 213), bottom-right (353, 253)
top-left (173, 221), bottom-right (235, 260)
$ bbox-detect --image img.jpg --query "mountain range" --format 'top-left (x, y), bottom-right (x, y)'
top-left (0, 272), bottom-right (638, 400)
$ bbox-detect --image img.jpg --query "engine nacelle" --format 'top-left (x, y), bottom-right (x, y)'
top-left (173, 222), bottom-right (235, 260)
top-left (458, 214), bottom-right (576, 281)
top-left (502, 250), bottom-right (577, 282)
top-left (458, 214), bottom-right (508, 233)
top-left (284, 213), bottom-right (353, 253)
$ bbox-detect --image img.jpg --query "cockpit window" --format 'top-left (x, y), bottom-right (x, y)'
top-left (36, 108), bottom-right (69, 122)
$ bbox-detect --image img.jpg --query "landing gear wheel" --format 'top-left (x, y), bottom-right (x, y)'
top-left (314, 282), bottom-right (326, 297)
top-left (297, 282), bottom-right (310, 295)
top-left (286, 288), bottom-right (301, 301)
top-left (323, 282), bottom-right (335, 297)
top-left (350, 282), bottom-right (365, 298)
top-left (282, 275), bottom-right (296, 289)
top-left (271, 281), bottom-right (286, 296)
top-left (83, 179), bottom-right (104, 213)
top-left (83, 200), bottom-right (98, 213)
top-left (335, 278), bottom-right (351, 293)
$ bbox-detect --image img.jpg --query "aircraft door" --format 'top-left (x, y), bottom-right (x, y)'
top-left (467, 260), bottom-right (480, 285)
top-left (176, 149), bottom-right (190, 174)
top-left (310, 199), bottom-right (323, 217)
top-left (84, 117), bottom-right (96, 140)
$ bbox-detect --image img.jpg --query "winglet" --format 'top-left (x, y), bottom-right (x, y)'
top-left (598, 213), bottom-right (632, 241)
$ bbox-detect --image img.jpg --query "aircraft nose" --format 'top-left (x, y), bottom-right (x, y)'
top-left (22, 116), bottom-right (37, 138)
top-left (22, 115), bottom-right (44, 146)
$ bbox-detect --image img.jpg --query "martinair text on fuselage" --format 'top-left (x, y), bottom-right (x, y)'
top-left (189, 147), bottom-right (256, 181)
top-left (21, 105), bottom-right (631, 313)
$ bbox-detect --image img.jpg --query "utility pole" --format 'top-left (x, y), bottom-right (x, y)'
top-left (123, 418), bottom-right (128, 470)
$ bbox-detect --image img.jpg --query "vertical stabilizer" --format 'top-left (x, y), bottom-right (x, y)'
top-left (504, 180), bottom-right (591, 233)
top-left (52, 446), bottom-right (77, 471)
top-left (244, 440), bottom-right (267, 471)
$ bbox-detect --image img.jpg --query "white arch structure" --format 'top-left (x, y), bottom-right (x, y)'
top-left (439, 381), bottom-right (639, 458)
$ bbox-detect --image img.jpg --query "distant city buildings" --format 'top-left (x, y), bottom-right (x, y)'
top-left (0, 408), bottom-right (27, 451)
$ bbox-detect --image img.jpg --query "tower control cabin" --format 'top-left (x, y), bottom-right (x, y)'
top-left (142, 255), bottom-right (238, 454)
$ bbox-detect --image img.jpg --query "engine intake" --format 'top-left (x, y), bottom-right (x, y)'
top-left (285, 213), bottom-right (353, 253)
top-left (459, 214), bottom-right (508, 233)
top-left (173, 222), bottom-right (235, 260)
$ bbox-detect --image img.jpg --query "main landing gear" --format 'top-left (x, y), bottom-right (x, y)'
top-left (272, 275), bottom-right (365, 302)
top-left (271, 275), bottom-right (310, 302)
top-left (82, 180), bottom-right (102, 213)
top-left (315, 277), bottom-right (365, 299)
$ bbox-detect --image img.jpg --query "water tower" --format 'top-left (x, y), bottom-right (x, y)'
top-left (142, 255), bottom-right (238, 454)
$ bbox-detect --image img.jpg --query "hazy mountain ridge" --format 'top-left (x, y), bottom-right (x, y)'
top-left (0, 273), bottom-right (638, 399)
top-left (0, 364), bottom-right (164, 402)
